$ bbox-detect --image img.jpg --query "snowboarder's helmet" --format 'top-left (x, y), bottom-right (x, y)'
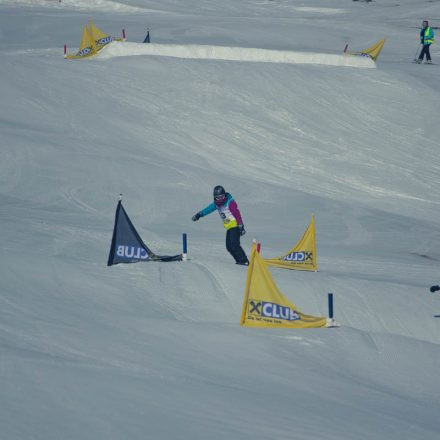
top-left (423, 20), bottom-right (429, 27)
top-left (213, 185), bottom-right (226, 201)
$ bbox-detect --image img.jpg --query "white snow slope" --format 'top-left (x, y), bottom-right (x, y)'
top-left (1, 1), bottom-right (440, 439)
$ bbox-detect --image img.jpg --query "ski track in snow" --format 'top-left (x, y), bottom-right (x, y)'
top-left (191, 260), bottom-right (236, 311)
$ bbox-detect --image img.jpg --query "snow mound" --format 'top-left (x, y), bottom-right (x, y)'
top-left (98, 41), bottom-right (376, 68)
top-left (1, 0), bottom-right (146, 12)
top-left (294, 6), bottom-right (345, 15)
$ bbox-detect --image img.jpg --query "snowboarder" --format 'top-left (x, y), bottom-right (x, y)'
top-left (192, 185), bottom-right (249, 265)
top-left (416, 20), bottom-right (435, 64)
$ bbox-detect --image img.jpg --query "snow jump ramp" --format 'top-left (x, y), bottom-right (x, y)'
top-left (98, 42), bottom-right (376, 68)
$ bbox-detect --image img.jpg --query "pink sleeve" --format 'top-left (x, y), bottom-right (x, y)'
top-left (229, 200), bottom-right (243, 225)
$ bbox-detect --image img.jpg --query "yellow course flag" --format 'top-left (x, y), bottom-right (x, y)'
top-left (348, 38), bottom-right (386, 62)
top-left (89, 21), bottom-right (113, 51)
top-left (66, 24), bottom-right (96, 59)
top-left (240, 242), bottom-right (327, 328)
top-left (66, 21), bottom-right (122, 60)
top-left (265, 215), bottom-right (317, 271)
top-left (361, 38), bottom-right (386, 61)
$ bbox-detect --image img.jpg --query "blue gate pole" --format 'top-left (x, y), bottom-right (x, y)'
top-left (328, 293), bottom-right (334, 319)
top-left (182, 233), bottom-right (187, 261)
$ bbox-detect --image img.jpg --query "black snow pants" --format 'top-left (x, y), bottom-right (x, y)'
top-left (226, 227), bottom-right (249, 265)
top-left (418, 44), bottom-right (432, 61)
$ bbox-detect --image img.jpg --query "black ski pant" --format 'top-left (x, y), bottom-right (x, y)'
top-left (418, 44), bottom-right (432, 61)
top-left (226, 227), bottom-right (248, 264)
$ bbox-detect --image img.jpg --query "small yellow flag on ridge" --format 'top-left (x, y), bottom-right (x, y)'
top-left (66, 21), bottom-right (121, 60)
top-left (240, 242), bottom-right (327, 328)
top-left (348, 38), bottom-right (386, 62)
top-left (89, 21), bottom-right (114, 51)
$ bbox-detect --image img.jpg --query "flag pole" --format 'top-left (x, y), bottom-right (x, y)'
top-left (182, 233), bottom-right (188, 261)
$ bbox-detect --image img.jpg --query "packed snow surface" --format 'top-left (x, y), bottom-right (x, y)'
top-left (1, 0), bottom-right (440, 439)
top-left (2, 0), bottom-right (146, 12)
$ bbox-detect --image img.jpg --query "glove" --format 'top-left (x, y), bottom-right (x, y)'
top-left (430, 285), bottom-right (440, 293)
top-left (192, 212), bottom-right (201, 222)
top-left (239, 224), bottom-right (246, 236)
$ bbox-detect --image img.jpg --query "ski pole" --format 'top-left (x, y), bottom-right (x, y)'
top-left (414, 44), bottom-right (422, 61)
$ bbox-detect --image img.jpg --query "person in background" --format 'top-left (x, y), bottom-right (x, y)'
top-left (430, 285), bottom-right (440, 293)
top-left (192, 185), bottom-right (249, 265)
top-left (417, 20), bottom-right (435, 64)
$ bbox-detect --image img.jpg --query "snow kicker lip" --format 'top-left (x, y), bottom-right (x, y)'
top-left (98, 42), bottom-right (377, 69)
